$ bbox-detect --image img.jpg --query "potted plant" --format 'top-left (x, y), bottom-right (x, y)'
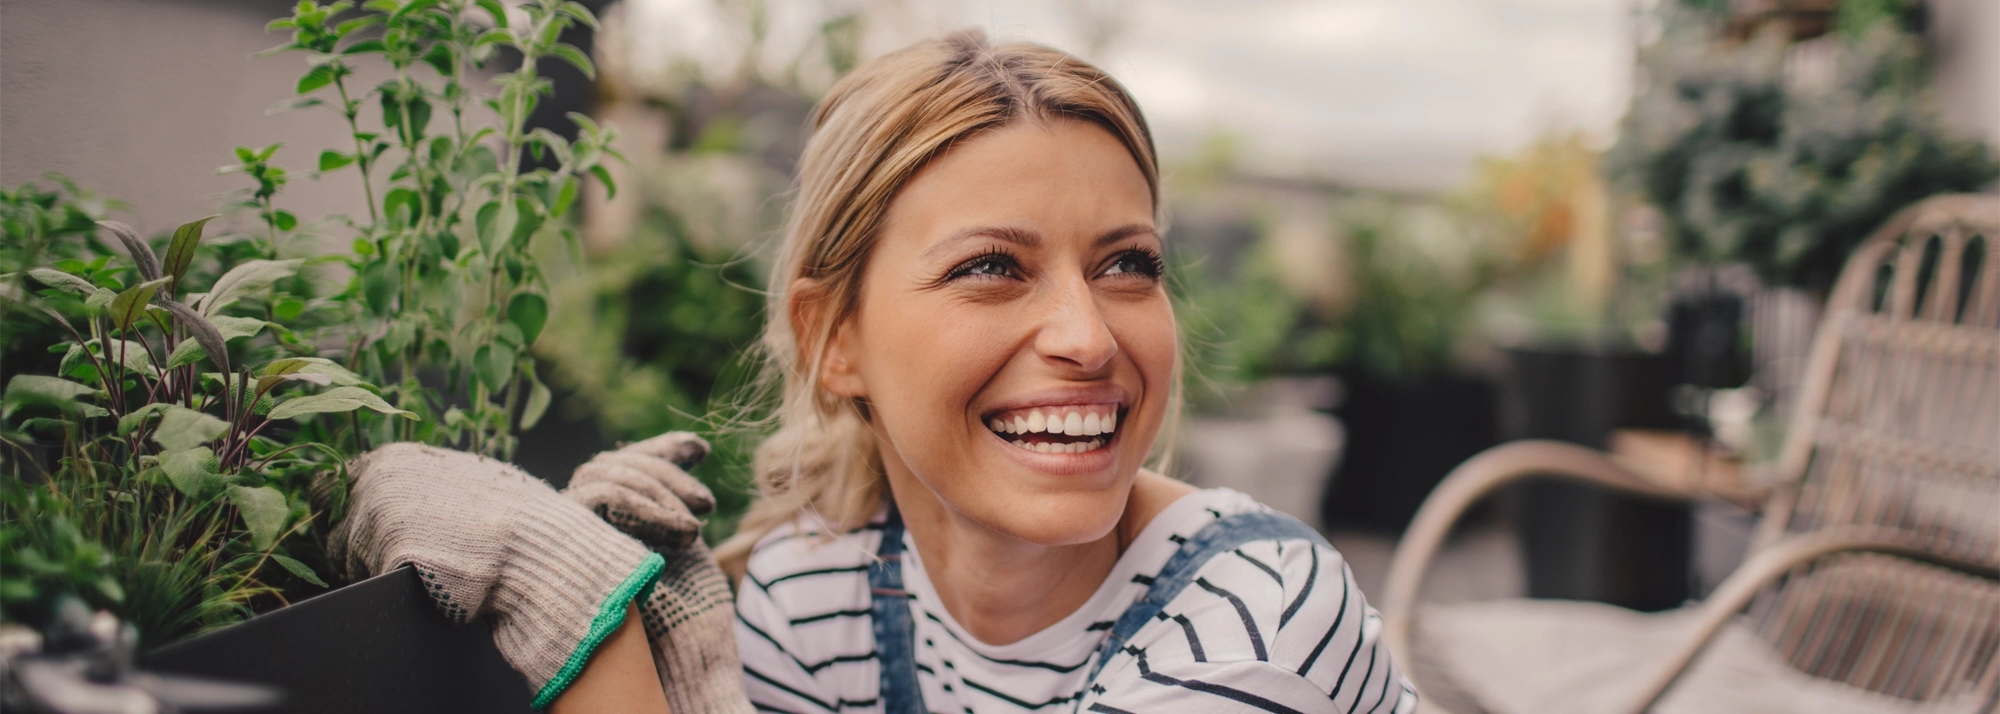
top-left (2, 1), bottom-right (628, 709)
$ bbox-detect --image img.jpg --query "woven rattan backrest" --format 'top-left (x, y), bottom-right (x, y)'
top-left (1750, 193), bottom-right (2000, 702)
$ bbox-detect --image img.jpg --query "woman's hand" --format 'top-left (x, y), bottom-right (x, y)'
top-left (318, 443), bottom-right (667, 710)
top-left (565, 432), bottom-right (716, 548)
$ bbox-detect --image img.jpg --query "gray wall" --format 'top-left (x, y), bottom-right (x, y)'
top-left (1, 0), bottom-right (372, 235)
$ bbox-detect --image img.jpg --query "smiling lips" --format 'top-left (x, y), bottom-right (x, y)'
top-left (985, 404), bottom-right (1119, 454)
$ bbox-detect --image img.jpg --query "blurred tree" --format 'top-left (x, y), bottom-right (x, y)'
top-left (1609, 1), bottom-right (1997, 289)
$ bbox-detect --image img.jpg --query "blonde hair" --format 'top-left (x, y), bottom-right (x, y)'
top-left (714, 29), bottom-right (1161, 581)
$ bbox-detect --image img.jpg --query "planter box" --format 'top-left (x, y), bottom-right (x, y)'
top-left (1320, 371), bottom-right (1499, 534)
top-left (140, 567), bottom-right (535, 714)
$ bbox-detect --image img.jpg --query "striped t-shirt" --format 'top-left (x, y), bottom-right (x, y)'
top-left (735, 488), bottom-right (1416, 713)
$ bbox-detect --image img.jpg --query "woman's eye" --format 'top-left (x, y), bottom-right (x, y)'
top-left (1103, 250), bottom-right (1163, 278)
top-left (945, 250), bottom-right (1021, 282)
top-left (965, 257), bottom-right (1012, 277)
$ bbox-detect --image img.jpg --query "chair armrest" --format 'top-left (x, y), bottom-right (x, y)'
top-left (1622, 528), bottom-right (1999, 713)
top-left (1382, 440), bottom-right (1692, 664)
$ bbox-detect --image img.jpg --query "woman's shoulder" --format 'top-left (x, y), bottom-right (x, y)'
top-left (740, 508), bottom-right (886, 594)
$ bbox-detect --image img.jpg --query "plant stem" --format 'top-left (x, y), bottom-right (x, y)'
top-left (334, 74), bottom-right (380, 224)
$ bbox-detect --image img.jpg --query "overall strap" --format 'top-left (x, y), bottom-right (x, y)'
top-left (1085, 510), bottom-right (1330, 686)
top-left (870, 505), bottom-right (925, 714)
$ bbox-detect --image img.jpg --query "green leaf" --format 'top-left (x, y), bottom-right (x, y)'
top-left (474, 0), bottom-right (508, 27)
top-left (98, 339), bottom-right (154, 374)
top-left (229, 485), bottom-right (290, 550)
top-left (273, 295), bottom-right (307, 321)
top-left (548, 44), bottom-right (594, 79)
top-left (551, 175), bottom-right (578, 218)
top-left (99, 220), bottom-right (162, 281)
top-left (267, 386), bottom-right (416, 421)
top-left (384, 187), bottom-right (418, 226)
top-left (162, 214), bottom-right (218, 286)
top-left (508, 199), bottom-right (542, 249)
top-left (341, 38), bottom-right (386, 55)
top-left (474, 200), bottom-right (508, 254)
top-left (520, 365), bottom-right (551, 430)
top-left (159, 447), bottom-right (223, 498)
top-left (118, 403), bottom-right (169, 436)
top-left (333, 15), bottom-right (380, 37)
top-left (3, 375), bottom-right (95, 419)
top-left (153, 405), bottom-right (229, 451)
top-left (318, 150), bottom-right (357, 172)
top-left (297, 63), bottom-right (338, 94)
top-left (112, 277), bottom-right (171, 330)
top-left (473, 28), bottom-right (512, 48)
top-left (472, 345), bottom-right (514, 391)
top-left (360, 260), bottom-right (397, 316)
top-left (588, 164), bottom-right (616, 201)
top-left (271, 553), bottom-right (328, 587)
top-left (84, 288), bottom-right (116, 314)
top-left (388, 0), bottom-right (439, 22)
top-left (197, 259), bottom-right (302, 314)
top-left (273, 210), bottom-right (298, 232)
top-left (27, 268), bottom-right (96, 295)
top-left (557, 2), bottom-right (599, 30)
top-left (506, 292), bottom-right (548, 344)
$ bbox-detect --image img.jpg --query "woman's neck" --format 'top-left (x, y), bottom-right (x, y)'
top-left (887, 469), bottom-right (1195, 646)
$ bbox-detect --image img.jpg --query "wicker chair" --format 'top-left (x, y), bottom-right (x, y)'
top-left (1380, 193), bottom-right (2000, 714)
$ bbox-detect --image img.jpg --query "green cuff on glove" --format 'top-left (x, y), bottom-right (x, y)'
top-left (530, 552), bottom-right (667, 710)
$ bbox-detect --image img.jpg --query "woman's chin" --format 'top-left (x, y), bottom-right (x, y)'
top-left (973, 486), bottom-right (1132, 547)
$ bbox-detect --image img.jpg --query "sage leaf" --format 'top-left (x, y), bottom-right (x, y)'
top-left (153, 405), bottom-right (229, 451)
top-left (83, 288), bottom-right (116, 314)
top-left (271, 554), bottom-right (328, 587)
top-left (267, 386), bottom-right (416, 421)
top-left (118, 403), bottom-right (170, 436)
top-left (160, 447), bottom-right (223, 498)
top-left (111, 277), bottom-right (171, 330)
top-left (162, 215), bottom-right (218, 287)
top-left (98, 220), bottom-right (162, 282)
top-left (229, 485), bottom-right (290, 550)
top-left (27, 268), bottom-right (95, 295)
top-left (3, 375), bottom-right (96, 419)
top-left (196, 259), bottom-right (302, 315)
top-left (548, 43), bottom-right (595, 80)
top-left (165, 301), bottom-right (232, 374)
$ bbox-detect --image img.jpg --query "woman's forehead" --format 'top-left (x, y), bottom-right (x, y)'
top-left (881, 120), bottom-right (1156, 251)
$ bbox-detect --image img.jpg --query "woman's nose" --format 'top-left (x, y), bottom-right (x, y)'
top-left (1033, 279), bottom-right (1118, 374)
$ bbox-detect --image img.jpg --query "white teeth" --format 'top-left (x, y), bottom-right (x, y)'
top-left (1013, 440), bottom-right (1028, 449)
top-left (991, 418), bottom-right (1006, 433)
top-left (1105, 411), bottom-right (1116, 433)
top-left (1062, 412), bottom-right (1082, 435)
top-left (1027, 411), bottom-right (1046, 433)
top-left (1011, 415), bottom-right (1027, 434)
top-left (1083, 413), bottom-right (1102, 436)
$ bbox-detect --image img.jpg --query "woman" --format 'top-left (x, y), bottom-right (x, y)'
top-left (329, 30), bottom-right (1410, 714)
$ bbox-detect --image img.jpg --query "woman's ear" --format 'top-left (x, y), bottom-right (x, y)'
top-left (789, 278), bottom-right (867, 398)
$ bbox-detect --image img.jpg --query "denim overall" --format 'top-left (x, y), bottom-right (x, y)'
top-left (868, 505), bottom-right (1330, 713)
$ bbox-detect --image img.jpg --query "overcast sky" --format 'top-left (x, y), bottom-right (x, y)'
top-left (623, 0), bottom-right (1640, 192)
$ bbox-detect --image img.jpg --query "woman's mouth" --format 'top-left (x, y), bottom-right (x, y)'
top-left (984, 403), bottom-right (1120, 454)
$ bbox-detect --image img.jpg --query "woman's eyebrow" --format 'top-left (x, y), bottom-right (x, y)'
top-left (921, 223), bottom-right (1158, 259)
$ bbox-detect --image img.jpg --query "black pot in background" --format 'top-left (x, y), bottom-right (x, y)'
top-left (1320, 371), bottom-right (1499, 534)
top-left (1501, 347), bottom-right (1690, 612)
top-left (141, 567), bottom-right (534, 714)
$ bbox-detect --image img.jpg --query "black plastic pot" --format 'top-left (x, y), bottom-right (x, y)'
top-left (1320, 370), bottom-right (1500, 534)
top-left (1500, 347), bottom-right (1691, 612)
top-left (141, 567), bottom-right (535, 714)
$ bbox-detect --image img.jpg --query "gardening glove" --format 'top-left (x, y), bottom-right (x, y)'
top-left (564, 432), bottom-right (717, 549)
top-left (568, 433), bottom-right (755, 714)
top-left (318, 442), bottom-right (665, 710)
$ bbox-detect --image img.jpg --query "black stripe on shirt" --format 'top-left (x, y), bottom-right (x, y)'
top-left (788, 607), bottom-right (873, 626)
top-left (1233, 548), bottom-right (1283, 585)
top-left (1280, 546), bottom-right (1319, 629)
top-left (1296, 570), bottom-right (1352, 676)
top-left (1342, 638), bottom-right (1380, 714)
top-left (740, 613), bottom-right (874, 676)
top-left (918, 607), bottom-right (1092, 673)
top-left (1087, 704), bottom-right (1139, 714)
top-left (1195, 577), bottom-right (1268, 661)
top-left (958, 675), bottom-right (1085, 710)
top-left (745, 665), bottom-right (880, 711)
top-left (749, 564), bottom-right (870, 592)
top-left (1153, 610), bottom-right (1208, 662)
top-left (1127, 646), bottom-right (1308, 714)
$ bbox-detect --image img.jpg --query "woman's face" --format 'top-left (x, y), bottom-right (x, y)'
top-left (820, 119), bottom-right (1174, 546)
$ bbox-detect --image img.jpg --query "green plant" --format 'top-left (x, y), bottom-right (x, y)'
top-left (1610, 4), bottom-right (1998, 289)
top-left (266, 0), bottom-right (617, 458)
top-left (1, 212), bottom-right (410, 642)
top-left (1, 0), bottom-right (627, 644)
